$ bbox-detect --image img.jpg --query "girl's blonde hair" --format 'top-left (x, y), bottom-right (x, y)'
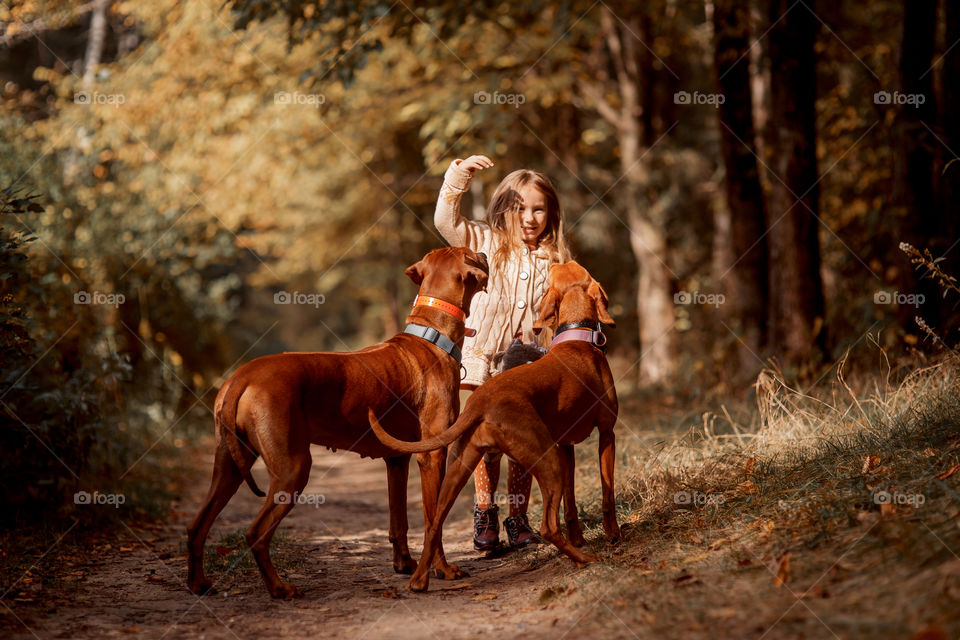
top-left (485, 169), bottom-right (571, 269)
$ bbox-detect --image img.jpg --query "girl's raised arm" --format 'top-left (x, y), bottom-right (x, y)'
top-left (434, 155), bottom-right (494, 250)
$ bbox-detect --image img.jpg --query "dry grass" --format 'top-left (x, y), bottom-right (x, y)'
top-left (518, 353), bottom-right (960, 639)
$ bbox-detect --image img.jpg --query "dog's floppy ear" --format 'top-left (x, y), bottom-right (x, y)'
top-left (464, 252), bottom-right (489, 293)
top-left (465, 266), bottom-right (488, 293)
top-left (533, 286), bottom-right (561, 334)
top-left (405, 259), bottom-right (426, 285)
top-left (588, 279), bottom-right (615, 327)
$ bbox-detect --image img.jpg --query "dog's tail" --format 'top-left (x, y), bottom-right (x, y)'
top-left (367, 407), bottom-right (479, 454)
top-left (216, 378), bottom-right (266, 498)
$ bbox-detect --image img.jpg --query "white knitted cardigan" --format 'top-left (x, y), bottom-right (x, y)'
top-left (435, 159), bottom-right (557, 386)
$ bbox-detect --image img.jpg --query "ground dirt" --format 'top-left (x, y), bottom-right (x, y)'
top-left (1, 446), bottom-right (596, 639)
top-left (4, 436), bottom-right (959, 639)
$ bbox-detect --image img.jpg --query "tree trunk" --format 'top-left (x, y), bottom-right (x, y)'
top-left (942, 0), bottom-right (960, 245)
top-left (894, 0), bottom-right (939, 330)
top-left (579, 5), bottom-right (676, 384)
top-left (82, 0), bottom-right (110, 88)
top-left (713, 0), bottom-right (769, 374)
top-left (936, 0), bottom-right (959, 333)
top-left (622, 137), bottom-right (676, 384)
top-left (64, 0), bottom-right (111, 187)
top-left (765, 0), bottom-right (826, 370)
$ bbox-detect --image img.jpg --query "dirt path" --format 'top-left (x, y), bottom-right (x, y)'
top-left (5, 446), bottom-right (582, 639)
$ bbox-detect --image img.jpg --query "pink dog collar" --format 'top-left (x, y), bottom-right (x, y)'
top-left (549, 328), bottom-right (607, 350)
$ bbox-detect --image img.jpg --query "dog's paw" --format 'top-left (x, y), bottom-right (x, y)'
top-left (394, 557), bottom-right (418, 575)
top-left (269, 582), bottom-right (304, 599)
top-left (188, 579), bottom-right (216, 596)
top-left (574, 552), bottom-right (601, 566)
top-left (408, 574), bottom-right (430, 592)
top-left (433, 563), bottom-right (469, 580)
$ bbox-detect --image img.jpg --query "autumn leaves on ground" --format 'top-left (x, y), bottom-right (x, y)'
top-left (3, 355), bottom-right (960, 639)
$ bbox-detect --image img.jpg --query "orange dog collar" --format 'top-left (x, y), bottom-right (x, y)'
top-left (413, 295), bottom-right (466, 321)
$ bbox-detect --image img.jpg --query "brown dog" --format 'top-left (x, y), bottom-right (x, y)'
top-left (186, 247), bottom-right (488, 599)
top-left (369, 260), bottom-right (620, 592)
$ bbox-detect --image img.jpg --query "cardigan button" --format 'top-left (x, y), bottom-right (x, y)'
top-left (519, 271), bottom-right (529, 280)
top-left (516, 300), bottom-right (526, 309)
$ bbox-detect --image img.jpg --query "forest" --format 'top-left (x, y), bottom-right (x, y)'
top-left (1, 0), bottom-right (958, 638)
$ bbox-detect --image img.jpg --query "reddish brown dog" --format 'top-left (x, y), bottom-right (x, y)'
top-left (369, 260), bottom-right (620, 592)
top-left (187, 247), bottom-right (488, 599)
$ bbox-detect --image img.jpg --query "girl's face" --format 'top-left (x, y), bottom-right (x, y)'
top-left (516, 183), bottom-right (548, 247)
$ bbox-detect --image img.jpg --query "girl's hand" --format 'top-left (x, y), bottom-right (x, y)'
top-left (459, 155), bottom-right (494, 174)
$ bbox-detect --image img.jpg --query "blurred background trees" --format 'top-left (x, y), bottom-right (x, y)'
top-left (0, 0), bottom-right (957, 522)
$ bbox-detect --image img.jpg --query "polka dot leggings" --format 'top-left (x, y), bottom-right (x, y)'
top-left (474, 453), bottom-right (533, 517)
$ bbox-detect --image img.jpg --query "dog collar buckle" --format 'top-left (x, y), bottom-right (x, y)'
top-left (404, 323), bottom-right (462, 364)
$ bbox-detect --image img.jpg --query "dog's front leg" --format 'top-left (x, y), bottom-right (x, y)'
top-left (385, 455), bottom-right (418, 574)
top-left (598, 429), bottom-right (620, 542)
top-left (417, 448), bottom-right (468, 580)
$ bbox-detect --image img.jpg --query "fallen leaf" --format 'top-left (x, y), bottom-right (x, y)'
top-left (380, 587), bottom-right (398, 599)
top-left (862, 456), bottom-right (881, 474)
top-left (744, 457), bottom-right (756, 476)
top-left (774, 553), bottom-right (791, 588)
top-left (215, 545), bottom-right (231, 558)
top-left (122, 627), bottom-right (140, 633)
top-left (145, 576), bottom-right (165, 583)
top-left (473, 593), bottom-right (497, 601)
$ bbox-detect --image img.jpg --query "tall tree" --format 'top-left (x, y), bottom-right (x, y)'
top-left (894, 0), bottom-right (939, 329)
top-left (713, 0), bottom-right (769, 373)
top-left (765, 0), bottom-right (826, 370)
top-left (942, 0), bottom-right (960, 230)
top-left (938, 0), bottom-right (960, 333)
top-left (579, 5), bottom-right (677, 383)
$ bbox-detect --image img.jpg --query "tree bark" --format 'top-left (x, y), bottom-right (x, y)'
top-left (82, 0), bottom-right (110, 88)
top-left (942, 0), bottom-right (960, 236)
top-left (583, 6), bottom-right (676, 384)
top-left (935, 0), bottom-right (959, 332)
top-left (894, 0), bottom-right (939, 330)
top-left (64, 0), bottom-right (111, 187)
top-left (713, 0), bottom-right (769, 374)
top-left (765, 0), bottom-right (826, 370)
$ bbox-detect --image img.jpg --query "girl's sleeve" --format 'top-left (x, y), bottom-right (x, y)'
top-left (434, 159), bottom-right (492, 251)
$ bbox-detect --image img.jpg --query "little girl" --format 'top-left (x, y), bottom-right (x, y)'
top-left (434, 153), bottom-right (570, 550)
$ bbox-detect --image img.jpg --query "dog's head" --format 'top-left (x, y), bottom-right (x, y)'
top-left (404, 247), bottom-right (489, 317)
top-left (533, 260), bottom-right (614, 333)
